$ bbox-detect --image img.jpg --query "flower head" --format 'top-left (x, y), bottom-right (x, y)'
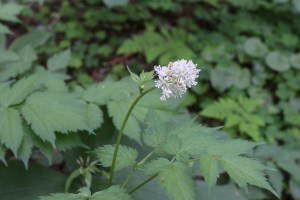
top-left (154, 59), bottom-right (200, 100)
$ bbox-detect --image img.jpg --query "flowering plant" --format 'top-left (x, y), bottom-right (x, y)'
top-left (40, 60), bottom-right (278, 200)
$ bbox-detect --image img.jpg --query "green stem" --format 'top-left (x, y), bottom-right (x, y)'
top-left (122, 151), bottom-right (154, 188)
top-left (129, 173), bottom-right (158, 194)
top-left (108, 86), bottom-right (156, 186)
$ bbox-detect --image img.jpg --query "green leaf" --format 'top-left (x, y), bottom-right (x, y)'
top-left (0, 161), bottom-right (67, 200)
top-left (127, 66), bottom-right (140, 84)
top-left (221, 155), bottom-right (279, 198)
top-left (266, 162), bottom-right (283, 196)
top-left (0, 3), bottom-right (24, 22)
top-left (39, 193), bottom-right (86, 200)
top-left (143, 109), bottom-right (167, 148)
top-left (139, 71), bottom-right (154, 85)
top-left (21, 92), bottom-right (91, 145)
top-left (94, 145), bottom-right (138, 171)
top-left (0, 107), bottom-right (23, 154)
top-left (0, 49), bottom-right (20, 64)
top-left (0, 74), bottom-right (42, 107)
top-left (9, 30), bottom-right (51, 50)
top-left (0, 143), bottom-right (6, 164)
top-left (200, 154), bottom-right (219, 188)
top-left (244, 38), bottom-right (268, 58)
top-left (145, 160), bottom-right (196, 200)
top-left (107, 100), bottom-right (142, 142)
top-left (17, 123), bottom-right (34, 168)
top-left (0, 23), bottom-right (11, 34)
top-left (290, 53), bottom-right (300, 69)
top-left (47, 49), bottom-right (71, 72)
top-left (0, 45), bottom-right (37, 80)
top-left (86, 103), bottom-right (103, 131)
top-left (40, 187), bottom-right (91, 200)
top-left (91, 186), bottom-right (133, 200)
top-left (265, 52), bottom-right (290, 72)
top-left (103, 0), bottom-right (129, 8)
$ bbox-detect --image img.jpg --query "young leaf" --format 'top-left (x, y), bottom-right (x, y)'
top-left (139, 71), bottom-right (154, 85)
top-left (47, 49), bottom-right (71, 72)
top-left (90, 186), bottom-right (133, 200)
top-left (21, 92), bottom-right (90, 145)
top-left (127, 66), bottom-right (140, 84)
top-left (94, 145), bottom-right (138, 171)
top-left (0, 107), bottom-right (23, 154)
top-left (221, 155), bottom-right (279, 198)
top-left (145, 159), bottom-right (196, 200)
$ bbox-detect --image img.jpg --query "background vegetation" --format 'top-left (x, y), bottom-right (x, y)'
top-left (0, 0), bottom-right (299, 199)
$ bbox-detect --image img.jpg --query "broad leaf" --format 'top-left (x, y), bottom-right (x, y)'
top-left (21, 92), bottom-right (90, 145)
top-left (143, 109), bottom-right (167, 148)
top-left (0, 3), bottom-right (24, 22)
top-left (265, 52), bottom-right (290, 72)
top-left (0, 161), bottom-right (66, 200)
top-left (94, 145), bottom-right (138, 171)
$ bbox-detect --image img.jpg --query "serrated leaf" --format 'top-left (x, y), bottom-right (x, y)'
top-left (143, 109), bottom-right (167, 148)
top-left (0, 107), bottom-right (23, 154)
top-left (94, 145), bottom-right (138, 171)
top-left (265, 52), bottom-right (290, 72)
top-left (86, 103), bottom-right (103, 131)
top-left (266, 162), bottom-right (283, 195)
top-left (127, 66), bottom-right (140, 84)
top-left (144, 158), bottom-right (171, 175)
top-left (47, 49), bottom-right (71, 72)
top-left (221, 155), bottom-right (279, 198)
top-left (91, 186), bottom-right (133, 200)
top-left (0, 45), bottom-right (37, 80)
top-left (21, 92), bottom-right (90, 145)
top-left (9, 30), bottom-right (51, 51)
top-left (17, 123), bottom-right (34, 169)
top-left (149, 161), bottom-right (196, 200)
top-left (200, 154), bottom-right (219, 188)
top-left (139, 71), bottom-right (154, 85)
top-left (0, 3), bottom-right (24, 22)
top-left (0, 74), bottom-right (42, 107)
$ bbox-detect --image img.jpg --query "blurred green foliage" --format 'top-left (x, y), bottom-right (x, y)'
top-left (0, 0), bottom-right (299, 199)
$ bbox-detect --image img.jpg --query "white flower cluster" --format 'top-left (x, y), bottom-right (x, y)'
top-left (154, 59), bottom-right (200, 101)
